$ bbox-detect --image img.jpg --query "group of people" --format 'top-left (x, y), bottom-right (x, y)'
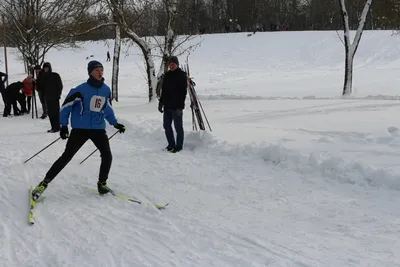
top-left (1, 56), bottom-right (187, 203)
top-left (0, 63), bottom-right (64, 133)
top-left (0, 71), bottom-right (31, 117)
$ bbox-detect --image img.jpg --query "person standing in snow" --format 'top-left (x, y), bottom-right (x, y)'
top-left (37, 62), bottom-right (63, 132)
top-left (0, 71), bottom-right (8, 105)
top-left (21, 75), bottom-right (34, 113)
top-left (106, 51), bottom-right (111, 62)
top-left (31, 60), bottom-right (126, 201)
top-left (158, 56), bottom-right (187, 153)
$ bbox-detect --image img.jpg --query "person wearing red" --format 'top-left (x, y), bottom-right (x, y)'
top-left (22, 75), bottom-right (34, 114)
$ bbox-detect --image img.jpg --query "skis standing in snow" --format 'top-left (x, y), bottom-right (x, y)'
top-left (158, 56), bottom-right (188, 153)
top-left (31, 60), bottom-right (126, 201)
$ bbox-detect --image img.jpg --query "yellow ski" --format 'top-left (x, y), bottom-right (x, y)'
top-left (28, 186), bottom-right (36, 225)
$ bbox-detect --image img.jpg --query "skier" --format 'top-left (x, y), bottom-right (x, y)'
top-left (31, 60), bottom-right (126, 201)
top-left (0, 71), bottom-right (8, 105)
top-left (37, 62), bottom-right (63, 131)
top-left (3, 81), bottom-right (25, 117)
top-left (158, 56), bottom-right (187, 153)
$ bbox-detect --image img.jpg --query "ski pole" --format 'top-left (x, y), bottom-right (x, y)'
top-left (24, 137), bottom-right (61, 164)
top-left (79, 130), bottom-right (119, 165)
top-left (198, 99), bottom-right (212, 131)
top-left (31, 90), bottom-right (34, 119)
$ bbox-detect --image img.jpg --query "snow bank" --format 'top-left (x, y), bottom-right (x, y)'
top-left (179, 130), bottom-right (400, 191)
top-left (200, 94), bottom-right (400, 101)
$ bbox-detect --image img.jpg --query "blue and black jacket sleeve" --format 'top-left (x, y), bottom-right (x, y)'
top-left (60, 89), bottom-right (83, 126)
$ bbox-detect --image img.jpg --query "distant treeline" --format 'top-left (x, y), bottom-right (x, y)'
top-left (0, 0), bottom-right (398, 45)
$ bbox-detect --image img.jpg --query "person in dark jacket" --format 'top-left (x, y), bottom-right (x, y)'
top-left (3, 82), bottom-right (24, 117)
top-left (158, 56), bottom-right (187, 153)
top-left (37, 62), bottom-right (63, 132)
top-left (31, 60), bottom-right (126, 201)
top-left (0, 71), bottom-right (8, 105)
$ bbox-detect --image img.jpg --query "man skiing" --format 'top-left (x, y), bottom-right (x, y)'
top-left (158, 56), bottom-right (187, 153)
top-left (31, 60), bottom-right (126, 201)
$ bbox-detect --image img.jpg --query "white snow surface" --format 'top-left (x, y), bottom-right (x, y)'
top-left (1, 31), bottom-right (400, 267)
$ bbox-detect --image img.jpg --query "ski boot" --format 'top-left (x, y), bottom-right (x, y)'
top-left (97, 181), bottom-right (113, 195)
top-left (165, 145), bottom-right (174, 152)
top-left (32, 181), bottom-right (48, 201)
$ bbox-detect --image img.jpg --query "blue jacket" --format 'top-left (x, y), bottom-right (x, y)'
top-left (60, 80), bottom-right (117, 129)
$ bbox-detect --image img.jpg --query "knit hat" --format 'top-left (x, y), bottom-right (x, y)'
top-left (168, 56), bottom-right (179, 66)
top-left (87, 60), bottom-right (103, 75)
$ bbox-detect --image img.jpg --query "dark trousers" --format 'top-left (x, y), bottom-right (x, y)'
top-left (26, 96), bottom-right (32, 113)
top-left (3, 100), bottom-right (19, 116)
top-left (17, 94), bottom-right (27, 113)
top-left (46, 99), bottom-right (60, 130)
top-left (1, 91), bottom-right (5, 105)
top-left (163, 109), bottom-right (184, 149)
top-left (38, 91), bottom-right (47, 117)
top-left (44, 129), bottom-right (113, 184)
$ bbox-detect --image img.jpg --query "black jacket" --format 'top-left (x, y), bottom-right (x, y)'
top-left (5, 82), bottom-right (25, 102)
top-left (159, 68), bottom-right (187, 110)
top-left (0, 71), bottom-right (8, 92)
top-left (37, 62), bottom-right (63, 100)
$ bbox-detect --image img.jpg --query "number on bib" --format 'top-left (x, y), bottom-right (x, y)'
top-left (90, 96), bottom-right (106, 112)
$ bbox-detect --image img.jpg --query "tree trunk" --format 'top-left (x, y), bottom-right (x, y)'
top-left (343, 48), bottom-right (353, 95)
top-left (339, 0), bottom-right (372, 96)
top-left (156, 0), bottom-right (178, 98)
top-left (112, 25), bottom-right (121, 102)
top-left (106, 0), bottom-right (157, 102)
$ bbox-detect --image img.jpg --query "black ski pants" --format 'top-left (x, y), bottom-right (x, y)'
top-left (44, 129), bottom-right (112, 184)
top-left (46, 98), bottom-right (60, 130)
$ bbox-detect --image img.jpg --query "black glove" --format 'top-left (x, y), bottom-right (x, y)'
top-left (158, 102), bottom-right (163, 113)
top-left (60, 126), bottom-right (69, 140)
top-left (114, 123), bottom-right (126, 133)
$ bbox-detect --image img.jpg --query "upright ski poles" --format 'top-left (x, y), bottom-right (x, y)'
top-left (31, 87), bottom-right (38, 119)
top-left (24, 137), bottom-right (61, 163)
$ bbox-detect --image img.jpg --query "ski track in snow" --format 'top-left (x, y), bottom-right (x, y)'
top-left (2, 31), bottom-right (400, 266)
top-left (0, 106), bottom-right (400, 266)
top-left (0, 114), bottom-right (398, 266)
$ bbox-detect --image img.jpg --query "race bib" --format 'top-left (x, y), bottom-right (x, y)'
top-left (90, 95), bottom-right (106, 112)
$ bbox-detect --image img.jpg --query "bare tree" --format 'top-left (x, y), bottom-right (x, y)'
top-left (110, 2), bottom-right (122, 102)
top-left (338, 0), bottom-right (372, 96)
top-left (0, 0), bottom-right (98, 70)
top-left (111, 24), bottom-right (121, 102)
top-left (106, 0), bottom-right (158, 102)
top-left (154, 0), bottom-right (203, 98)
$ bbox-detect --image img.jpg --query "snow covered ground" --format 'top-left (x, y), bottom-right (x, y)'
top-left (1, 30), bottom-right (400, 266)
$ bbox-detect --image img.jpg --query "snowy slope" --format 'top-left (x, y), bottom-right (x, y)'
top-left (1, 31), bottom-right (400, 267)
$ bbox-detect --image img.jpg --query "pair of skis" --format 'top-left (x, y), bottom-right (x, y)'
top-left (28, 186), bottom-right (168, 225)
top-left (183, 55), bottom-right (212, 132)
